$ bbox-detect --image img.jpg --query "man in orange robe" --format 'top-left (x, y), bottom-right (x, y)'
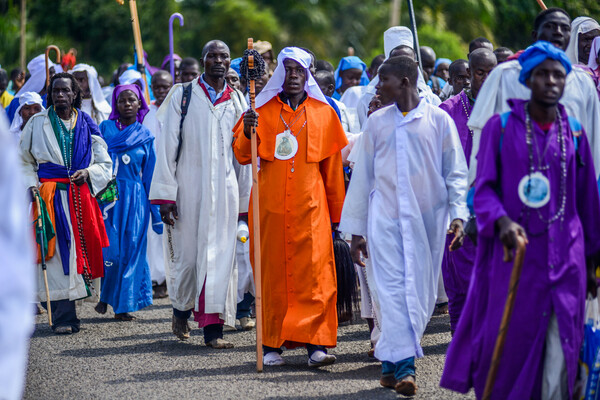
top-left (233, 47), bottom-right (348, 368)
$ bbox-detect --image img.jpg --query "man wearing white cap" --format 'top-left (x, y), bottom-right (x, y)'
top-left (234, 47), bottom-right (347, 368)
top-left (355, 26), bottom-right (441, 129)
top-left (5, 54), bottom-right (60, 123)
top-left (70, 64), bottom-right (112, 125)
top-left (9, 92), bottom-right (44, 139)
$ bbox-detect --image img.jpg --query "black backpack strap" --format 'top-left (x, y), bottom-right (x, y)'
top-left (175, 83), bottom-right (193, 163)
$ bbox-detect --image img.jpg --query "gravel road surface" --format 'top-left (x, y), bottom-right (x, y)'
top-left (25, 298), bottom-right (476, 399)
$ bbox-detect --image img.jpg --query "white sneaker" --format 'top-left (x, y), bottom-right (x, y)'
top-left (263, 352), bottom-right (285, 366)
top-left (308, 350), bottom-right (336, 367)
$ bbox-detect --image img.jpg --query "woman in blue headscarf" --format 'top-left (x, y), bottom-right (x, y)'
top-left (95, 84), bottom-right (161, 321)
top-left (333, 56), bottom-right (370, 100)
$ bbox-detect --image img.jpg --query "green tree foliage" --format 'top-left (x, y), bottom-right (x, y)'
top-left (0, 0), bottom-right (598, 80)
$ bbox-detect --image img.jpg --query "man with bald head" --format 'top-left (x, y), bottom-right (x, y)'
top-left (439, 48), bottom-right (496, 335)
top-left (149, 39), bottom-right (251, 348)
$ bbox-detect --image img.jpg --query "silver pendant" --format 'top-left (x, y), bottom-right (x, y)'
top-left (274, 129), bottom-right (298, 160)
top-left (291, 167), bottom-right (294, 173)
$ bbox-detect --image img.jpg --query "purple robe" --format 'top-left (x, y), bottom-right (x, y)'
top-left (440, 98), bottom-right (600, 399)
top-left (439, 90), bottom-right (477, 331)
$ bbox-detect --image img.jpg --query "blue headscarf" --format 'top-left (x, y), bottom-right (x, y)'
top-left (518, 41), bottom-right (572, 85)
top-left (333, 56), bottom-right (369, 93)
top-left (230, 57), bottom-right (242, 75)
top-left (434, 58), bottom-right (451, 74)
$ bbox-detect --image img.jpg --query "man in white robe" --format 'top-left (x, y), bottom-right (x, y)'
top-left (468, 8), bottom-right (600, 184)
top-left (340, 56), bottom-right (468, 396)
top-left (20, 73), bottom-right (112, 334)
top-left (149, 40), bottom-right (250, 348)
top-left (70, 64), bottom-right (111, 125)
top-left (0, 110), bottom-right (36, 400)
top-left (143, 70), bottom-right (173, 299)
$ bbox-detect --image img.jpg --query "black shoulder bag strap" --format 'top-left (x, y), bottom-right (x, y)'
top-left (175, 83), bottom-right (193, 163)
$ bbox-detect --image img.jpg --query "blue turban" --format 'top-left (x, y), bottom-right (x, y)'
top-left (434, 58), bottom-right (452, 74)
top-left (333, 56), bottom-right (369, 95)
top-left (230, 57), bottom-right (242, 75)
top-left (518, 41), bottom-right (572, 85)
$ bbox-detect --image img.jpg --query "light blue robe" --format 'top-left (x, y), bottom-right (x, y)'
top-left (99, 119), bottom-right (159, 313)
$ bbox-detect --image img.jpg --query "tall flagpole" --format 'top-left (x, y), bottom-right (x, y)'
top-left (406, 0), bottom-right (423, 73)
top-left (20, 0), bottom-right (26, 70)
top-left (117, 0), bottom-right (151, 103)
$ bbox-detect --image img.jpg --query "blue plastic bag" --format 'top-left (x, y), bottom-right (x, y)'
top-left (578, 299), bottom-right (600, 400)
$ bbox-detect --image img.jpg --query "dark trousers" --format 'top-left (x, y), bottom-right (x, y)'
top-left (236, 292), bottom-right (254, 319)
top-left (173, 308), bottom-right (223, 344)
top-left (41, 299), bottom-right (80, 332)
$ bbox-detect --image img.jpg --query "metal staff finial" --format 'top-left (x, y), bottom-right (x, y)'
top-left (169, 13), bottom-right (184, 80)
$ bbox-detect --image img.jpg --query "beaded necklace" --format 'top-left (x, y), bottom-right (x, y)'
top-left (521, 103), bottom-right (567, 233)
top-left (459, 91), bottom-right (474, 138)
top-left (52, 107), bottom-right (97, 296)
top-left (279, 108), bottom-right (307, 173)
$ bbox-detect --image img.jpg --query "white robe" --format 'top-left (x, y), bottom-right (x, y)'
top-left (19, 109), bottom-right (112, 302)
top-left (339, 101), bottom-right (468, 362)
top-left (149, 82), bottom-right (251, 326)
top-left (142, 103), bottom-right (166, 285)
top-left (468, 60), bottom-right (600, 184)
top-left (0, 111), bottom-right (35, 400)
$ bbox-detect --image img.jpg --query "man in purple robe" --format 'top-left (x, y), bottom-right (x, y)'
top-left (440, 41), bottom-right (600, 399)
top-left (439, 48), bottom-right (497, 334)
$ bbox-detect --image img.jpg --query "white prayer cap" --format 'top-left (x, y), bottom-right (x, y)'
top-left (70, 63), bottom-right (111, 114)
top-left (9, 92), bottom-right (45, 137)
top-left (254, 47), bottom-right (328, 109)
top-left (119, 69), bottom-right (144, 87)
top-left (16, 54), bottom-right (54, 97)
top-left (384, 26), bottom-right (414, 59)
top-left (566, 17), bottom-right (600, 64)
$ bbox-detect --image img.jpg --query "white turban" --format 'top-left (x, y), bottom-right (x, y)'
top-left (9, 92), bottom-right (44, 137)
top-left (254, 47), bottom-right (328, 109)
top-left (566, 17), bottom-right (600, 64)
top-left (119, 69), bottom-right (144, 88)
top-left (15, 54), bottom-right (53, 98)
top-left (70, 64), bottom-right (111, 114)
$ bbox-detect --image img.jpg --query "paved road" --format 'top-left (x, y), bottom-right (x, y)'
top-left (25, 298), bottom-right (475, 399)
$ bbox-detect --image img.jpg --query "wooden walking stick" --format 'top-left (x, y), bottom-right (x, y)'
top-left (34, 192), bottom-right (52, 327)
top-left (169, 13), bottom-right (184, 80)
top-left (482, 235), bottom-right (527, 400)
top-left (241, 38), bottom-right (266, 372)
top-left (45, 45), bottom-right (61, 90)
top-left (117, 0), bottom-right (151, 104)
top-left (536, 0), bottom-right (548, 10)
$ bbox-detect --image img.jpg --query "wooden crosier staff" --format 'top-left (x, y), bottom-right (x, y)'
top-left (34, 192), bottom-right (52, 327)
top-left (482, 235), bottom-right (527, 400)
top-left (45, 45), bottom-right (61, 90)
top-left (245, 38), bottom-right (264, 372)
top-left (116, 0), bottom-right (151, 104)
top-left (536, 0), bottom-right (548, 10)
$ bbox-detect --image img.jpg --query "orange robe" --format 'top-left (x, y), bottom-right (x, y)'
top-left (233, 95), bottom-right (348, 349)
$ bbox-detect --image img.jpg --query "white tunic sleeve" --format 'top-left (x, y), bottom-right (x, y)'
top-left (339, 118), bottom-right (376, 236)
top-left (149, 84), bottom-right (183, 202)
top-left (440, 113), bottom-right (469, 224)
top-left (87, 135), bottom-right (112, 196)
